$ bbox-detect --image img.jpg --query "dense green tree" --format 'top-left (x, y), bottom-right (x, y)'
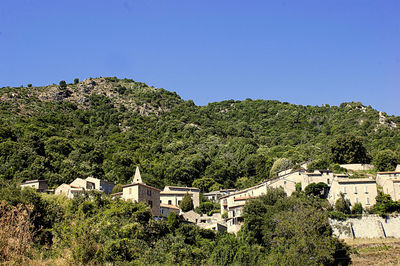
top-left (307, 158), bottom-right (330, 172)
top-left (335, 193), bottom-right (351, 214)
top-left (180, 193), bottom-right (194, 212)
top-left (304, 182), bottom-right (329, 198)
top-left (111, 184), bottom-right (123, 194)
top-left (59, 80), bottom-right (67, 90)
top-left (330, 135), bottom-right (370, 164)
top-left (192, 177), bottom-right (215, 193)
top-left (351, 203), bottom-right (363, 214)
top-left (240, 188), bottom-right (351, 265)
top-left (269, 158), bottom-right (292, 177)
top-left (74, 78), bottom-right (80, 84)
top-left (373, 191), bottom-right (400, 214)
top-left (374, 149), bottom-right (398, 172)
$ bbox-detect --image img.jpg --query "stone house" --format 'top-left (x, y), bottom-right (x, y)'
top-left (376, 172), bottom-right (400, 201)
top-left (20, 179), bottom-right (48, 192)
top-left (122, 167), bottom-right (161, 216)
top-left (327, 177), bottom-right (377, 208)
top-left (160, 204), bottom-right (180, 217)
top-left (55, 176), bottom-right (115, 198)
top-left (203, 189), bottom-right (236, 202)
top-left (160, 186), bottom-right (200, 208)
top-left (55, 184), bottom-right (84, 198)
top-left (70, 176), bottom-right (115, 194)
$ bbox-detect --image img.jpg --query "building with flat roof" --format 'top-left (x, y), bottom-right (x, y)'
top-left (20, 179), bottom-right (48, 193)
top-left (160, 186), bottom-right (200, 208)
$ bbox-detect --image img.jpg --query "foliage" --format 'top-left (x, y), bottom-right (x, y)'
top-left (111, 184), bottom-right (122, 194)
top-left (374, 149), bottom-right (399, 172)
top-left (179, 193), bottom-right (194, 212)
top-left (304, 182), bottom-right (329, 198)
top-left (192, 177), bottom-right (215, 193)
top-left (372, 191), bottom-right (400, 215)
top-left (0, 201), bottom-right (35, 263)
top-left (307, 158), bottom-right (330, 172)
top-left (335, 193), bottom-right (351, 214)
top-left (351, 202), bottom-right (363, 214)
top-left (295, 182), bottom-right (302, 192)
top-left (239, 188), bottom-right (351, 265)
top-left (59, 80), bottom-right (67, 90)
top-left (1, 78), bottom-right (400, 191)
top-left (74, 78), bottom-right (79, 84)
top-left (270, 158), bottom-right (292, 177)
top-left (330, 135), bottom-right (370, 164)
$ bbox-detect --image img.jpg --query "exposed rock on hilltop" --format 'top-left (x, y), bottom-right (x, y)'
top-left (11, 77), bottom-right (184, 116)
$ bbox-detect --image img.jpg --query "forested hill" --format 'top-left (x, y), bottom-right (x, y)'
top-left (1, 77), bottom-right (400, 190)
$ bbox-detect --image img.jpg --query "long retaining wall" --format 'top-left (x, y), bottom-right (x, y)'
top-left (330, 215), bottom-right (400, 239)
top-left (339, 164), bottom-right (374, 171)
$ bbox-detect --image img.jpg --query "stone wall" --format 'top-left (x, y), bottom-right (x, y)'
top-left (330, 215), bottom-right (400, 239)
top-left (339, 164), bottom-right (374, 171)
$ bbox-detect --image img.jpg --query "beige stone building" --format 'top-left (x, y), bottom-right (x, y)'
top-left (55, 176), bottom-right (115, 198)
top-left (327, 178), bottom-right (377, 208)
top-left (160, 204), bottom-right (180, 217)
top-left (55, 184), bottom-right (84, 198)
top-left (122, 167), bottom-right (161, 216)
top-left (203, 189), bottom-right (236, 202)
top-left (160, 186), bottom-right (200, 208)
top-left (70, 176), bottom-right (115, 194)
top-left (376, 171), bottom-right (400, 201)
top-left (20, 179), bottom-right (48, 192)
top-left (376, 171), bottom-right (400, 185)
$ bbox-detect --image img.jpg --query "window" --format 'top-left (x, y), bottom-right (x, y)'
top-left (355, 198), bottom-right (358, 203)
top-left (168, 200), bottom-right (172, 205)
top-left (129, 188), bottom-right (132, 194)
top-left (366, 198), bottom-right (370, 205)
top-left (343, 187), bottom-right (347, 194)
top-left (365, 186), bottom-right (368, 194)
top-left (354, 187), bottom-right (358, 194)
top-left (178, 200), bottom-right (181, 205)
top-left (148, 200), bottom-right (153, 208)
top-left (147, 190), bottom-right (151, 196)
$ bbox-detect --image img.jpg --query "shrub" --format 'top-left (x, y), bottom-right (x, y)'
top-left (0, 201), bottom-right (35, 263)
top-left (59, 80), bottom-right (67, 90)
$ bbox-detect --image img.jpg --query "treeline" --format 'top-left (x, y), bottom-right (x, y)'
top-left (0, 185), bottom-right (350, 265)
top-left (1, 77), bottom-right (400, 190)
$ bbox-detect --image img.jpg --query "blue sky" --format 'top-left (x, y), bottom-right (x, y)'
top-left (1, 0), bottom-right (399, 115)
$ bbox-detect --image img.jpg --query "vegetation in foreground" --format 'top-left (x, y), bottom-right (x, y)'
top-left (0, 186), bottom-right (350, 265)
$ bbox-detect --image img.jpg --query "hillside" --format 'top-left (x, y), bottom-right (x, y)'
top-left (1, 77), bottom-right (400, 189)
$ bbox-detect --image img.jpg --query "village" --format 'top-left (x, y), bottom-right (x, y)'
top-left (20, 163), bottom-right (400, 238)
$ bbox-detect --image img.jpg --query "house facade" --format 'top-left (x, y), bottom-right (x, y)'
top-left (203, 189), bottom-right (236, 202)
top-left (327, 178), bottom-right (377, 208)
top-left (20, 179), bottom-right (48, 192)
top-left (376, 172), bottom-right (400, 201)
top-left (160, 204), bottom-right (180, 217)
top-left (55, 176), bottom-right (115, 198)
top-left (55, 184), bottom-right (84, 198)
top-left (160, 186), bottom-right (200, 208)
top-left (122, 167), bottom-right (161, 216)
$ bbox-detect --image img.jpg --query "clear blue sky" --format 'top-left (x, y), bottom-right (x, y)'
top-left (1, 0), bottom-right (399, 115)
